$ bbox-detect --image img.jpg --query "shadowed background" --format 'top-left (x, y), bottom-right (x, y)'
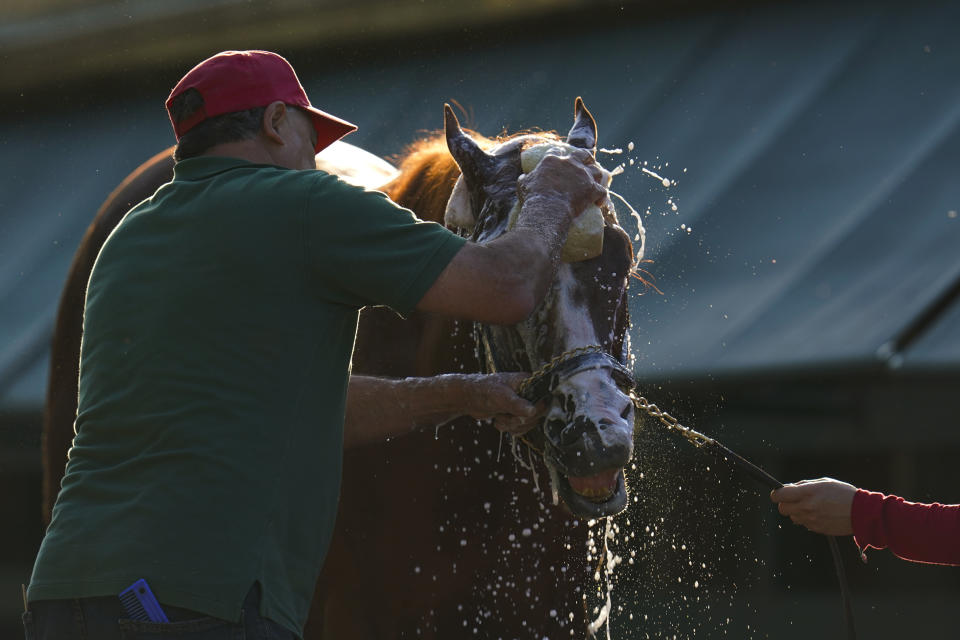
top-left (2, 0), bottom-right (958, 637)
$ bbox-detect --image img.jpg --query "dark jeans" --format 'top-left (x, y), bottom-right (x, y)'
top-left (23, 583), bottom-right (295, 640)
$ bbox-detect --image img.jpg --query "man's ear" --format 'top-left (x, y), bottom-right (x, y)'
top-left (262, 101), bottom-right (287, 146)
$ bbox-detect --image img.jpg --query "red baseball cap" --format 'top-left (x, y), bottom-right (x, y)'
top-left (165, 50), bottom-right (357, 153)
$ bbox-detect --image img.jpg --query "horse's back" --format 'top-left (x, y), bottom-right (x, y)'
top-left (42, 146), bottom-right (176, 521)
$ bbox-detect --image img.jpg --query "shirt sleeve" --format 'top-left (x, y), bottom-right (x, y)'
top-left (303, 173), bottom-right (466, 314)
top-left (851, 489), bottom-right (960, 565)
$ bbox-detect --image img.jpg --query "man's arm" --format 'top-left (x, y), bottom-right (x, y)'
top-left (343, 373), bottom-right (540, 448)
top-left (417, 150), bottom-right (607, 324)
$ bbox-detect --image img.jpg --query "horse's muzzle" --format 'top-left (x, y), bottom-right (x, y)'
top-left (540, 372), bottom-right (635, 517)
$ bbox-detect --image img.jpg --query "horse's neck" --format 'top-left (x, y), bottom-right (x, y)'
top-left (416, 315), bottom-right (482, 375)
top-left (352, 136), bottom-right (483, 377)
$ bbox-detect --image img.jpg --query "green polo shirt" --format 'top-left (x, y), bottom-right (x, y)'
top-left (28, 156), bottom-right (465, 636)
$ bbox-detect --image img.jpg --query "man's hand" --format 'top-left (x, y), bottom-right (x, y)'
top-left (770, 478), bottom-right (857, 536)
top-left (416, 148), bottom-right (608, 325)
top-left (456, 372), bottom-right (545, 436)
top-left (517, 148), bottom-right (608, 224)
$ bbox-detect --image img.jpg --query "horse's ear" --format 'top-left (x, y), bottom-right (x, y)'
top-left (444, 104), bottom-right (495, 190)
top-left (566, 97), bottom-right (597, 154)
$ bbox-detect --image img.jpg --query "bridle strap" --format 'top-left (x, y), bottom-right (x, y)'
top-left (517, 346), bottom-right (634, 404)
top-left (474, 323), bottom-right (633, 404)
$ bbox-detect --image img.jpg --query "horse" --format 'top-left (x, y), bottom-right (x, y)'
top-left (42, 99), bottom-right (643, 639)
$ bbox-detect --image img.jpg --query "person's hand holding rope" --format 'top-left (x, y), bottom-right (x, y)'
top-left (771, 478), bottom-right (857, 536)
top-left (458, 372), bottom-right (546, 436)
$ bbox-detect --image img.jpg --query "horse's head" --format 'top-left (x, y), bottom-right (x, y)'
top-left (443, 99), bottom-right (644, 518)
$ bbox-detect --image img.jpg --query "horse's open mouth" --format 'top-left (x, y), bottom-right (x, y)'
top-left (569, 469), bottom-right (620, 502)
top-left (558, 468), bottom-right (628, 518)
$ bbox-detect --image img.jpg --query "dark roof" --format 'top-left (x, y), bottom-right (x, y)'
top-left (2, 0), bottom-right (959, 409)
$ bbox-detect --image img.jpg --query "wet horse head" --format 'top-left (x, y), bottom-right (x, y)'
top-left (443, 99), bottom-right (644, 518)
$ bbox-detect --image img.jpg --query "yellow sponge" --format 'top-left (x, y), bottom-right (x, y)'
top-left (519, 143), bottom-right (606, 262)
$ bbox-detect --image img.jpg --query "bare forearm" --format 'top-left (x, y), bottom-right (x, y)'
top-left (344, 375), bottom-right (462, 447)
top-left (343, 373), bottom-right (536, 448)
top-left (471, 196), bottom-right (572, 319)
top-left (498, 195), bottom-right (572, 305)
top-left (415, 211), bottom-right (569, 324)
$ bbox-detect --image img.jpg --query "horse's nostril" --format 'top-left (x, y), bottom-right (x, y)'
top-left (597, 418), bottom-right (613, 430)
top-left (620, 403), bottom-right (632, 420)
top-left (558, 416), bottom-right (591, 447)
top-left (546, 418), bottom-right (565, 441)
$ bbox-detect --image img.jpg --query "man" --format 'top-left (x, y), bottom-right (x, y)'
top-left (24, 50), bottom-right (607, 639)
top-left (771, 478), bottom-right (960, 565)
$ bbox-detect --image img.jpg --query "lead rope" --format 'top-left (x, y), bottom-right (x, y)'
top-left (630, 392), bottom-right (857, 640)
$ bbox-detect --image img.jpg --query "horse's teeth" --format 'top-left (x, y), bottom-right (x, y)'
top-left (568, 469), bottom-right (619, 501)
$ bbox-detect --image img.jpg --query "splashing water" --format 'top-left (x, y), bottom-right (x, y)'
top-left (610, 191), bottom-right (645, 258)
top-left (586, 517), bottom-right (618, 639)
top-left (431, 145), bottom-right (773, 639)
top-left (600, 144), bottom-right (690, 245)
top-left (640, 167), bottom-right (672, 188)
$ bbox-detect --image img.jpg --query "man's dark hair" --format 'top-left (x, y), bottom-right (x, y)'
top-left (168, 88), bottom-right (266, 161)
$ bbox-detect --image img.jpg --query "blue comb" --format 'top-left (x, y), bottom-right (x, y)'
top-left (119, 579), bottom-right (169, 623)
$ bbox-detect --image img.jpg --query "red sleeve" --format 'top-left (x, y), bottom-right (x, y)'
top-left (851, 489), bottom-right (960, 565)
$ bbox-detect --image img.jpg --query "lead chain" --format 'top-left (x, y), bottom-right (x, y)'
top-left (629, 392), bottom-right (715, 449)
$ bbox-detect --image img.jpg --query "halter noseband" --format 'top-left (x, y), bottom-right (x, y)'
top-left (516, 345), bottom-right (635, 404)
